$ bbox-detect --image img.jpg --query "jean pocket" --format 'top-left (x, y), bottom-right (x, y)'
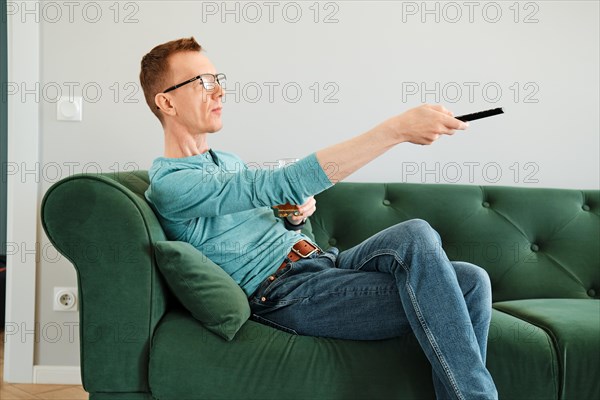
top-left (260, 262), bottom-right (297, 298)
top-left (316, 246), bottom-right (339, 266)
top-left (250, 313), bottom-right (299, 335)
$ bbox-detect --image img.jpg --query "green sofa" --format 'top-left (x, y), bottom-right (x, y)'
top-left (41, 171), bottom-right (599, 400)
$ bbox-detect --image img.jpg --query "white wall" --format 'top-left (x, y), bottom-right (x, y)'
top-left (7, 0), bottom-right (600, 372)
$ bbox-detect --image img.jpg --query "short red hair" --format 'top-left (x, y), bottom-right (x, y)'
top-left (139, 37), bottom-right (203, 123)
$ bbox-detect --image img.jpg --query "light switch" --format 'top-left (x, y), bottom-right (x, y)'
top-left (57, 96), bottom-right (83, 121)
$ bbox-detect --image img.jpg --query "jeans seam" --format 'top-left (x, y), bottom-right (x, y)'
top-left (249, 296), bottom-right (307, 313)
top-left (399, 258), bottom-right (465, 400)
top-left (312, 287), bottom-right (398, 298)
top-left (260, 262), bottom-right (295, 298)
top-left (354, 248), bottom-right (465, 400)
top-left (250, 313), bottom-right (299, 335)
top-left (352, 248), bottom-right (401, 271)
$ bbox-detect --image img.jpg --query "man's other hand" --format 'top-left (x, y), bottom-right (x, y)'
top-left (286, 196), bottom-right (316, 225)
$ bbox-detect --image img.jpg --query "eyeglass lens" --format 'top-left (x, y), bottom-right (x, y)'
top-left (201, 74), bottom-right (226, 90)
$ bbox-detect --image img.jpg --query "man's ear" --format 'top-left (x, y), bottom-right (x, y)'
top-left (155, 93), bottom-right (176, 116)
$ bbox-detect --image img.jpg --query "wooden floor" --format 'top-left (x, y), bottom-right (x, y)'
top-left (0, 331), bottom-right (88, 399)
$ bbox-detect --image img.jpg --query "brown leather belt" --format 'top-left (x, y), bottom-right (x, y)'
top-left (256, 240), bottom-right (321, 301)
top-left (276, 240), bottom-right (321, 273)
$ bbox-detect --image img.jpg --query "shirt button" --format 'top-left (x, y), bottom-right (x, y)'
top-left (268, 276), bottom-right (275, 282)
top-left (261, 297), bottom-right (267, 302)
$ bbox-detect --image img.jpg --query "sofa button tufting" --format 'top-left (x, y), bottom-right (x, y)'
top-left (482, 201), bottom-right (490, 208)
top-left (383, 199), bottom-right (391, 206)
top-left (582, 204), bottom-right (590, 211)
top-left (530, 244), bottom-right (540, 252)
top-left (329, 238), bottom-right (337, 246)
top-left (588, 289), bottom-right (596, 297)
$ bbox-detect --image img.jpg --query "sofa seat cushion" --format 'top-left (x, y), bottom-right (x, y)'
top-left (150, 308), bottom-right (564, 400)
top-left (149, 308), bottom-right (436, 400)
top-left (493, 299), bottom-right (600, 400)
top-left (487, 309), bottom-right (559, 399)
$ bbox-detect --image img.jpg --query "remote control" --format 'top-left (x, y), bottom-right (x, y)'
top-left (455, 107), bottom-right (504, 122)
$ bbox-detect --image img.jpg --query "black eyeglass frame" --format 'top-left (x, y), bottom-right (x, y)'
top-left (162, 73), bottom-right (226, 94)
top-left (156, 73), bottom-right (226, 110)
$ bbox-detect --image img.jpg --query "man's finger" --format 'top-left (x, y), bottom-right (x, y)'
top-left (443, 114), bottom-right (469, 130)
top-left (429, 104), bottom-right (453, 116)
top-left (302, 197), bottom-right (316, 208)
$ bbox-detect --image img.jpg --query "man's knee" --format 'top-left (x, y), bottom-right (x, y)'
top-left (401, 218), bottom-right (431, 230)
top-left (472, 264), bottom-right (492, 293)
top-left (466, 263), bottom-right (493, 303)
top-left (395, 218), bottom-right (440, 240)
top-left (479, 269), bottom-right (493, 304)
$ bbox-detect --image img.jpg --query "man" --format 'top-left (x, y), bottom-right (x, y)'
top-left (141, 37), bottom-right (498, 399)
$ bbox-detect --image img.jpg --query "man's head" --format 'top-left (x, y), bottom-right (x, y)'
top-left (140, 37), bottom-right (224, 134)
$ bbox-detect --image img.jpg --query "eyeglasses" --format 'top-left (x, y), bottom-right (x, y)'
top-left (162, 73), bottom-right (226, 93)
top-left (157, 73), bottom-right (226, 110)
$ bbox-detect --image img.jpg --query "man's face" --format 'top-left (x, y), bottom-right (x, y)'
top-left (163, 51), bottom-right (223, 134)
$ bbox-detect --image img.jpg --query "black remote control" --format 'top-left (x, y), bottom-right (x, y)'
top-left (455, 107), bottom-right (504, 122)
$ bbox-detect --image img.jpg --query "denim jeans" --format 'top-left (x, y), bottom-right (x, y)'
top-left (248, 219), bottom-right (498, 400)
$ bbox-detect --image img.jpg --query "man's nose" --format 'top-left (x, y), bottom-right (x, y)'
top-left (213, 82), bottom-right (225, 98)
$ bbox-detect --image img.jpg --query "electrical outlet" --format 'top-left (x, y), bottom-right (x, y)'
top-left (53, 287), bottom-right (78, 312)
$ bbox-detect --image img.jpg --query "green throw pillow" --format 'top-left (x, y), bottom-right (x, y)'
top-left (154, 241), bottom-right (251, 341)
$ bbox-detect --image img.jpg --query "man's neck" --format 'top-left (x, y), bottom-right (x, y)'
top-left (163, 127), bottom-right (210, 158)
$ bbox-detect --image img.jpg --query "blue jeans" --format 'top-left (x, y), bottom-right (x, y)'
top-left (248, 219), bottom-right (498, 400)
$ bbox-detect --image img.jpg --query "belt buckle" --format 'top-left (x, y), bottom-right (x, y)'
top-left (291, 245), bottom-right (318, 259)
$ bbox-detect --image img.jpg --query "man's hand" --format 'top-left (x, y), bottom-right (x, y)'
top-left (286, 196), bottom-right (316, 225)
top-left (377, 104), bottom-right (469, 145)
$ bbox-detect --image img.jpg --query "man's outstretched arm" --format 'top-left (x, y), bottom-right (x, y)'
top-left (316, 104), bottom-right (469, 183)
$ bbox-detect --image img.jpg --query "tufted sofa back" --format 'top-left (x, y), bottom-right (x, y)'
top-left (310, 183), bottom-right (600, 303)
top-left (45, 172), bottom-right (599, 306)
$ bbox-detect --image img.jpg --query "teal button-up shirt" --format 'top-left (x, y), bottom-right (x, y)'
top-left (145, 150), bottom-right (333, 296)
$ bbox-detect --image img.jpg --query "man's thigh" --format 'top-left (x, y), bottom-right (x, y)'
top-left (249, 252), bottom-right (412, 340)
top-left (335, 219), bottom-right (446, 274)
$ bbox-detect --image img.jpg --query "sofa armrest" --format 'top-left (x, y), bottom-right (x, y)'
top-left (41, 172), bottom-right (169, 393)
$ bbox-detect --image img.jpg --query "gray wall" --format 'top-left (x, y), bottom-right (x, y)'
top-left (16, 1), bottom-right (600, 366)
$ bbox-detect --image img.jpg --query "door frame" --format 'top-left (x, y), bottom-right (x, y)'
top-left (3, 0), bottom-right (40, 383)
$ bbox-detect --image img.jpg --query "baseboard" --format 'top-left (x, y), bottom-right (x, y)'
top-left (33, 365), bottom-right (82, 385)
